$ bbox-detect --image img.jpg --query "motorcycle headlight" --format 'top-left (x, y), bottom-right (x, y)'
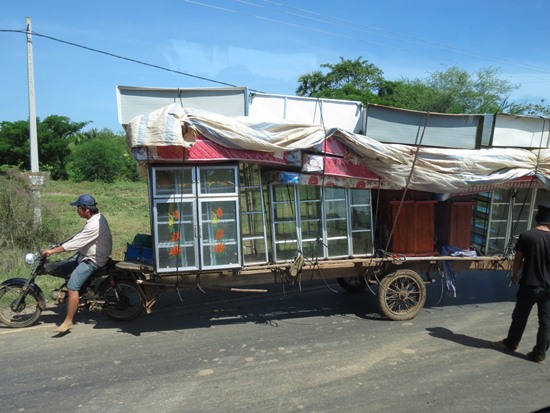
top-left (24, 253), bottom-right (37, 265)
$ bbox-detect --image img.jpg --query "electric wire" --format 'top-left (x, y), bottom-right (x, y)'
top-left (239, 0), bottom-right (550, 74)
top-left (0, 28), bottom-right (265, 93)
top-left (182, 0), bottom-right (550, 80)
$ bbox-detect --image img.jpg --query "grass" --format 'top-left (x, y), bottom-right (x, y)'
top-left (1, 179), bottom-right (150, 294)
top-left (42, 179), bottom-right (151, 259)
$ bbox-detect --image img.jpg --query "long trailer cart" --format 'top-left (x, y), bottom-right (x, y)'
top-left (116, 96), bottom-right (550, 321)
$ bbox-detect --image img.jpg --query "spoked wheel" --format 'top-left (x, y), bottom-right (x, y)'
top-left (378, 269), bottom-right (426, 321)
top-left (101, 280), bottom-right (144, 321)
top-left (336, 276), bottom-right (368, 293)
top-left (0, 284), bottom-right (43, 328)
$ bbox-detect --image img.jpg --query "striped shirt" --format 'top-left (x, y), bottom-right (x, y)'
top-left (62, 213), bottom-right (113, 267)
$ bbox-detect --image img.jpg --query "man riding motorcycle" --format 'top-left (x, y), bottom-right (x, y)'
top-left (42, 194), bottom-right (112, 333)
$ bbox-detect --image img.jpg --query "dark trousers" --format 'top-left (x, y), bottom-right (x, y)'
top-left (505, 285), bottom-right (550, 360)
top-left (43, 254), bottom-right (79, 279)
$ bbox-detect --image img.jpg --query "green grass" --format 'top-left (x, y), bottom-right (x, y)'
top-left (42, 179), bottom-right (151, 259)
top-left (1, 179), bottom-right (150, 294)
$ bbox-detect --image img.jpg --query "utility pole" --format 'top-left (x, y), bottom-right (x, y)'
top-left (26, 17), bottom-right (44, 225)
top-left (26, 16), bottom-right (39, 172)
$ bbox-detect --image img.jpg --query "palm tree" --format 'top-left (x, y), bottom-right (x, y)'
top-left (296, 70), bottom-right (327, 96)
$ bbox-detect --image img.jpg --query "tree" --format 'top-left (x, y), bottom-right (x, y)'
top-left (296, 70), bottom-right (327, 97)
top-left (0, 115), bottom-right (88, 179)
top-left (296, 57), bottom-right (384, 102)
top-left (377, 80), bottom-right (440, 112)
top-left (506, 100), bottom-right (550, 117)
top-left (0, 117), bottom-right (138, 182)
top-left (375, 66), bottom-right (521, 114)
top-left (424, 66), bottom-right (517, 113)
top-left (0, 120), bottom-right (30, 168)
top-left (321, 57), bottom-right (384, 94)
top-left (67, 128), bottom-right (138, 183)
top-left (37, 115), bottom-right (89, 179)
top-left (295, 58), bottom-right (550, 116)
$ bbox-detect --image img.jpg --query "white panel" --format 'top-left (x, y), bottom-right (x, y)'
top-left (320, 100), bottom-right (364, 133)
top-left (246, 94), bottom-right (287, 119)
top-left (117, 86), bottom-right (248, 125)
top-left (249, 93), bottom-right (363, 133)
top-left (492, 114), bottom-right (550, 148)
top-left (366, 105), bottom-right (482, 149)
top-left (480, 114), bottom-right (494, 147)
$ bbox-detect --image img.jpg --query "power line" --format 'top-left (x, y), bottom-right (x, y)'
top-left (0, 29), bottom-right (266, 93)
top-left (255, 0), bottom-right (550, 75)
top-left (184, 0), bottom-right (550, 79)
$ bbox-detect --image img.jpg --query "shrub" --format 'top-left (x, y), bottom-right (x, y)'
top-left (0, 169), bottom-right (63, 274)
top-left (68, 134), bottom-right (138, 183)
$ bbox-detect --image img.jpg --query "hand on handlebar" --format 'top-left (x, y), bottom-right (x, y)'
top-left (41, 249), bottom-right (53, 257)
top-left (41, 245), bottom-right (61, 257)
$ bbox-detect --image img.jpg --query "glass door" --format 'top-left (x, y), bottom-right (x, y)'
top-left (154, 199), bottom-right (198, 272)
top-left (151, 165), bottom-right (241, 272)
top-left (199, 199), bottom-right (240, 269)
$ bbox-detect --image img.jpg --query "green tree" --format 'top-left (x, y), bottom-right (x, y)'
top-left (377, 66), bottom-right (521, 114)
top-left (322, 57), bottom-right (384, 93)
top-left (67, 129), bottom-right (138, 183)
top-left (506, 100), bottom-right (550, 117)
top-left (0, 120), bottom-right (30, 168)
top-left (296, 70), bottom-right (328, 97)
top-left (296, 58), bottom-right (550, 116)
top-left (296, 57), bottom-right (384, 102)
top-left (377, 80), bottom-right (439, 112)
top-left (0, 116), bottom-right (88, 179)
top-left (38, 116), bottom-right (89, 179)
top-left (424, 66), bottom-right (517, 113)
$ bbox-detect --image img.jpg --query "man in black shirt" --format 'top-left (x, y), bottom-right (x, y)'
top-left (491, 202), bottom-right (550, 364)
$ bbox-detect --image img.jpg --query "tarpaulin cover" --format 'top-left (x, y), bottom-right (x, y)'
top-left (126, 104), bottom-right (550, 194)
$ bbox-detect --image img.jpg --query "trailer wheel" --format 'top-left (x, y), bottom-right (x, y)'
top-left (378, 269), bottom-right (426, 321)
top-left (336, 276), bottom-right (368, 293)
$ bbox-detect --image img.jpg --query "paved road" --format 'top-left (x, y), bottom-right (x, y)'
top-left (1, 271), bottom-right (549, 413)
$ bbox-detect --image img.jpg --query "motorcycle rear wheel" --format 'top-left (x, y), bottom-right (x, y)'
top-left (101, 280), bottom-right (144, 321)
top-left (0, 283), bottom-right (42, 328)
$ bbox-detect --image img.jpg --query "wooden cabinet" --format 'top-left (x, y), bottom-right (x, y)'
top-left (436, 201), bottom-right (474, 250)
top-left (388, 200), bottom-right (437, 255)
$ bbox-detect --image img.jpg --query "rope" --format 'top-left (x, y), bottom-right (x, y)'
top-left (384, 113), bottom-right (430, 253)
top-left (503, 117), bottom-right (546, 256)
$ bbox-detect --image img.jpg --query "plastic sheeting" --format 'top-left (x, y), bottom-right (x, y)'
top-left (126, 104), bottom-right (550, 195)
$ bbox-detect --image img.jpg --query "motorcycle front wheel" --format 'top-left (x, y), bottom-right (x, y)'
top-left (0, 283), bottom-right (42, 328)
top-left (101, 280), bottom-right (144, 321)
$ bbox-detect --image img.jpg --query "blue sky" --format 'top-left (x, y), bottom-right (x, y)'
top-left (1, 0), bottom-right (550, 132)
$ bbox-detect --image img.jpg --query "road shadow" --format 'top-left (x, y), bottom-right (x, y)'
top-left (91, 269), bottom-right (516, 336)
top-left (426, 326), bottom-right (492, 349)
top-left (426, 326), bottom-right (529, 362)
top-left (89, 280), bottom-right (384, 336)
top-left (21, 268), bottom-right (517, 336)
top-left (424, 269), bottom-right (516, 308)
top-left (0, 280), bottom-right (381, 334)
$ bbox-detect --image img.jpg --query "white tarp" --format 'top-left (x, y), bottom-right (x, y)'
top-left (126, 104), bottom-right (550, 194)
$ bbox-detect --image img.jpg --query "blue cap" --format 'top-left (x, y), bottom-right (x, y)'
top-left (70, 194), bottom-right (96, 207)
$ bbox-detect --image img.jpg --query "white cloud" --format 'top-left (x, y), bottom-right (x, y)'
top-left (165, 39), bottom-right (318, 83)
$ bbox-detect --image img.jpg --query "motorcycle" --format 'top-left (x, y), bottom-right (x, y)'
top-left (0, 250), bottom-right (145, 328)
